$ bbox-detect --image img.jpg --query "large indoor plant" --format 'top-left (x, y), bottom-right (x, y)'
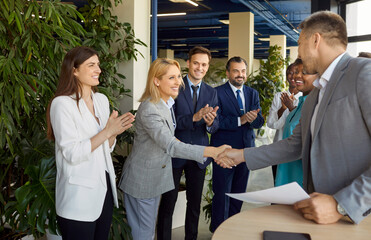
top-left (1, 0), bottom-right (144, 239)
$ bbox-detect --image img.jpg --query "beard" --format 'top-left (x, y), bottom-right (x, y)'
top-left (229, 77), bottom-right (245, 87)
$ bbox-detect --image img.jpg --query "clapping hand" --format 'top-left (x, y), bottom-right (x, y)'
top-left (203, 106), bottom-right (219, 126)
top-left (193, 104), bottom-right (213, 122)
top-left (280, 92), bottom-right (295, 111)
top-left (105, 110), bottom-right (135, 137)
top-left (241, 109), bottom-right (260, 125)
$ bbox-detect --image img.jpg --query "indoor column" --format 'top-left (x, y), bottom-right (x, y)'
top-left (229, 12), bottom-right (254, 76)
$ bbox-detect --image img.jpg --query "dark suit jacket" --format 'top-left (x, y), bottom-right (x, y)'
top-left (244, 54), bottom-right (371, 224)
top-left (211, 82), bottom-right (264, 149)
top-left (172, 76), bottom-right (219, 169)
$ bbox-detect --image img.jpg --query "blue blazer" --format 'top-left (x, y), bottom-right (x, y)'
top-left (172, 77), bottom-right (219, 169)
top-left (210, 82), bottom-right (264, 149)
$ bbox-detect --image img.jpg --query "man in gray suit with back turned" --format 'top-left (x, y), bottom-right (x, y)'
top-left (216, 10), bottom-right (371, 225)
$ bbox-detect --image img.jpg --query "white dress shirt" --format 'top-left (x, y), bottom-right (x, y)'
top-left (228, 81), bottom-right (245, 126)
top-left (310, 53), bottom-right (346, 139)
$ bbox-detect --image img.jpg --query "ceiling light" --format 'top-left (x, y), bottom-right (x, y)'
top-left (171, 43), bottom-right (187, 47)
top-left (293, 28), bottom-right (299, 34)
top-left (185, 0), bottom-right (198, 7)
top-left (219, 20), bottom-right (229, 25)
top-left (151, 12), bottom-right (187, 17)
top-left (170, 0), bottom-right (199, 7)
top-left (189, 26), bottom-right (222, 30)
top-left (258, 38), bottom-right (270, 41)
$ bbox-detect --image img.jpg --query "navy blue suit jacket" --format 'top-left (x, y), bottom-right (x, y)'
top-left (210, 82), bottom-right (264, 149)
top-left (172, 77), bottom-right (219, 169)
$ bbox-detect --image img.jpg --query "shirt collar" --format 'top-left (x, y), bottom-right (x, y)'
top-left (313, 52), bottom-right (345, 89)
top-left (161, 97), bottom-right (175, 109)
top-left (228, 81), bottom-right (243, 94)
top-left (186, 75), bottom-right (202, 88)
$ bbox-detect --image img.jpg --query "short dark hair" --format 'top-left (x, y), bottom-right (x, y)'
top-left (188, 46), bottom-right (211, 62)
top-left (286, 63), bottom-right (295, 78)
top-left (226, 56), bottom-right (247, 71)
top-left (299, 11), bottom-right (347, 48)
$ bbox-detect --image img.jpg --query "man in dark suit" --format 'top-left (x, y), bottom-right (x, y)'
top-left (210, 56), bottom-right (264, 232)
top-left (157, 46), bottom-right (219, 240)
top-left (216, 11), bottom-right (371, 225)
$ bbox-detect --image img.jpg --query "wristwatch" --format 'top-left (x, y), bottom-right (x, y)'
top-left (337, 203), bottom-right (347, 216)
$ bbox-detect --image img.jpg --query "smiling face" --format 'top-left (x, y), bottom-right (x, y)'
top-left (155, 64), bottom-right (182, 101)
top-left (294, 64), bottom-right (317, 96)
top-left (187, 53), bottom-right (210, 84)
top-left (226, 61), bottom-right (247, 88)
top-left (287, 65), bottom-right (298, 89)
top-left (73, 55), bottom-right (101, 90)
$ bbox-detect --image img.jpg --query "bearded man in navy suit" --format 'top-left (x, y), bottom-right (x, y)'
top-left (210, 56), bottom-right (264, 232)
top-left (157, 46), bottom-right (219, 240)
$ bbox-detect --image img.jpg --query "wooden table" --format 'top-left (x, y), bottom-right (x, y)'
top-left (212, 205), bottom-right (371, 240)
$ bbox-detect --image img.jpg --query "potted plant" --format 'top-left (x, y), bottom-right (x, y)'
top-left (0, 0), bottom-right (144, 239)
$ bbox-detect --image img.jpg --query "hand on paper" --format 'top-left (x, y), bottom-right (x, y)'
top-left (294, 192), bottom-right (343, 224)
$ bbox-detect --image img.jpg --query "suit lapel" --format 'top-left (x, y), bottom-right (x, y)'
top-left (224, 82), bottom-right (241, 114)
top-left (312, 54), bottom-right (351, 141)
top-left (243, 85), bottom-right (249, 112)
top-left (155, 101), bottom-right (175, 134)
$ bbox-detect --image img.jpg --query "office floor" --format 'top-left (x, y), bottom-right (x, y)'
top-left (170, 166), bottom-right (274, 240)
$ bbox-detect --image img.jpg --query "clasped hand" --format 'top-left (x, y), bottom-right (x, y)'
top-left (193, 104), bottom-right (219, 126)
top-left (280, 92), bottom-right (295, 111)
top-left (240, 109), bottom-right (260, 125)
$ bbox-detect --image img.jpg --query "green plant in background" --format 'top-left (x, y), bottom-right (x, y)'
top-left (0, 0), bottom-right (143, 239)
top-left (246, 45), bottom-right (289, 120)
top-left (79, 0), bottom-right (146, 109)
top-left (0, 1), bottom-right (85, 237)
top-left (202, 164), bottom-right (213, 232)
top-left (203, 61), bottom-right (227, 84)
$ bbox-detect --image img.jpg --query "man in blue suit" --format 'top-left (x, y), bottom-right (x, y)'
top-left (210, 56), bottom-right (264, 232)
top-left (157, 46), bottom-right (219, 240)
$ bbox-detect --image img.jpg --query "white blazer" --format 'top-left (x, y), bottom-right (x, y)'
top-left (50, 92), bottom-right (118, 221)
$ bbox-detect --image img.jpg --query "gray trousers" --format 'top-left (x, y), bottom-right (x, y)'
top-left (124, 192), bottom-right (161, 240)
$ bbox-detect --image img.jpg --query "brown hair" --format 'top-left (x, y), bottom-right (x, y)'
top-left (188, 46), bottom-right (211, 62)
top-left (299, 11), bottom-right (347, 48)
top-left (46, 46), bottom-right (99, 140)
top-left (139, 58), bottom-right (182, 103)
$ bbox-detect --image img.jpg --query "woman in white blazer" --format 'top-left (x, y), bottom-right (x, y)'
top-left (46, 46), bottom-right (135, 240)
top-left (118, 58), bottom-right (232, 240)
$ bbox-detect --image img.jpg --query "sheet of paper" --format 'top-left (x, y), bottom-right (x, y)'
top-left (226, 182), bottom-right (310, 205)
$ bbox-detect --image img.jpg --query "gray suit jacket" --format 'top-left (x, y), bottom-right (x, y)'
top-left (118, 99), bottom-right (205, 198)
top-left (244, 54), bottom-right (371, 224)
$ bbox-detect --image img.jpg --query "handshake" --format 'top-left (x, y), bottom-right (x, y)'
top-left (209, 145), bottom-right (246, 169)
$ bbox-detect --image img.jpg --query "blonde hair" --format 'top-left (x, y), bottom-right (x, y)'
top-left (139, 58), bottom-right (183, 103)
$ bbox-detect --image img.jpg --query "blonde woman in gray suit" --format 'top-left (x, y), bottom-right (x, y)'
top-left (118, 58), bottom-right (232, 240)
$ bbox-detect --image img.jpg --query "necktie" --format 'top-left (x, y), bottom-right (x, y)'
top-left (191, 85), bottom-right (199, 112)
top-left (236, 89), bottom-right (244, 115)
